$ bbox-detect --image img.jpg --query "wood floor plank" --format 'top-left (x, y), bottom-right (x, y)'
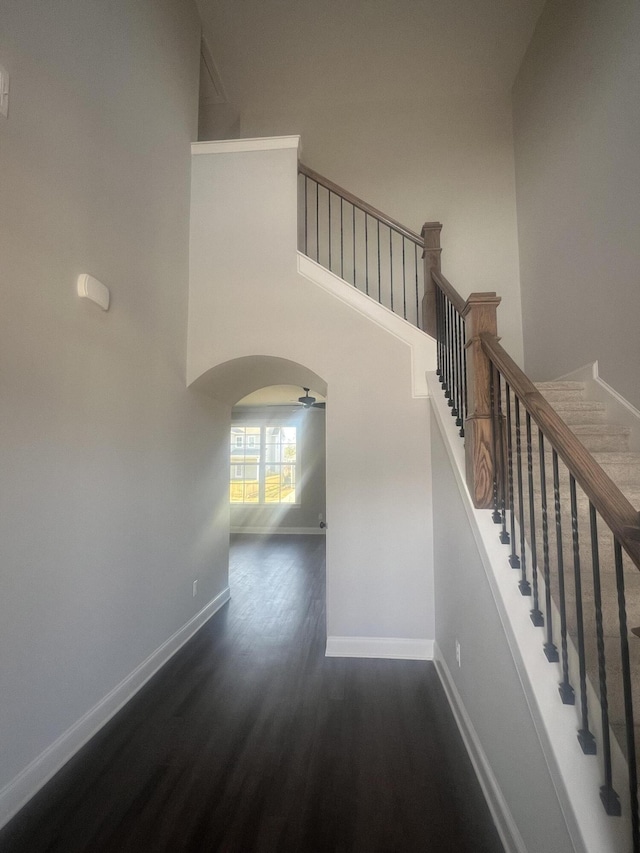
top-left (0, 534), bottom-right (504, 852)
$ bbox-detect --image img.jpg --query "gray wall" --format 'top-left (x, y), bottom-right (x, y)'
top-left (431, 411), bottom-right (574, 852)
top-left (230, 405), bottom-right (326, 531)
top-left (0, 0), bottom-right (230, 812)
top-left (513, 0), bottom-right (640, 408)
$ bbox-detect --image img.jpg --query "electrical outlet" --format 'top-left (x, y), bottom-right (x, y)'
top-left (455, 639), bottom-right (461, 668)
top-left (192, 579), bottom-right (198, 597)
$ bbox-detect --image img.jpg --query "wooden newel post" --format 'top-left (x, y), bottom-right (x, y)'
top-left (421, 222), bottom-right (442, 337)
top-left (462, 293), bottom-right (501, 509)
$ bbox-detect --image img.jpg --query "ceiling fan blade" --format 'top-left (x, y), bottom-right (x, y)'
top-left (312, 402), bottom-right (326, 409)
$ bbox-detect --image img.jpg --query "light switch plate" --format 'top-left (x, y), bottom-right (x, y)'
top-left (0, 65), bottom-right (9, 118)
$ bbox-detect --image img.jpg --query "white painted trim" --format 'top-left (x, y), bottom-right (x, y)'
top-left (558, 361), bottom-right (640, 452)
top-left (230, 526), bottom-right (324, 535)
top-left (0, 587), bottom-right (231, 831)
top-left (297, 253), bottom-right (436, 398)
top-left (428, 372), bottom-right (630, 853)
top-left (325, 636), bottom-right (434, 660)
top-left (434, 643), bottom-right (528, 853)
top-left (191, 136), bottom-right (300, 155)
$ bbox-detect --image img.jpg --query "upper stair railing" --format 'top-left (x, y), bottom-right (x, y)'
top-left (298, 163), bottom-right (442, 330)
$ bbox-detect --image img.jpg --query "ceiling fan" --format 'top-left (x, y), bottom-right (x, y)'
top-left (298, 388), bottom-right (326, 409)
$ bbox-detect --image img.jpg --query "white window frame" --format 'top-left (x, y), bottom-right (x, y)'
top-left (230, 422), bottom-right (300, 506)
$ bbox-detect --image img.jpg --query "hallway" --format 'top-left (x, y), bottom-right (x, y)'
top-left (0, 535), bottom-right (503, 853)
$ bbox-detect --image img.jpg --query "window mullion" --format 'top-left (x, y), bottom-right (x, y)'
top-left (259, 425), bottom-right (266, 503)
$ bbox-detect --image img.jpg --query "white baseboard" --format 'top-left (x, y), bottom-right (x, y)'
top-left (230, 526), bottom-right (325, 535)
top-left (325, 635), bottom-right (434, 660)
top-left (0, 586), bottom-right (230, 831)
top-left (433, 643), bottom-right (527, 853)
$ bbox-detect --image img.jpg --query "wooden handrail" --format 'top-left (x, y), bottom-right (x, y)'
top-left (298, 162), bottom-right (423, 245)
top-left (480, 332), bottom-right (640, 567)
top-left (431, 268), bottom-right (468, 316)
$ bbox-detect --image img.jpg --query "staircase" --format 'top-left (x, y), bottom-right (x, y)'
top-left (530, 382), bottom-right (640, 778)
top-left (295, 157), bottom-right (640, 850)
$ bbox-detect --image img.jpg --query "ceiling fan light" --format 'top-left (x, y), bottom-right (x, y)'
top-left (298, 387), bottom-right (316, 408)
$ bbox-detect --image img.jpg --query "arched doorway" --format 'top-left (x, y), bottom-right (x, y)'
top-left (191, 354), bottom-right (328, 609)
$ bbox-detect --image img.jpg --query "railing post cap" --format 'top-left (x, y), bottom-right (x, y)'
top-left (421, 221), bottom-right (443, 234)
top-left (462, 292), bottom-right (501, 316)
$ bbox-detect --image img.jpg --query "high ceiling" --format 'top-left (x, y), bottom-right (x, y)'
top-left (195, 0), bottom-right (545, 109)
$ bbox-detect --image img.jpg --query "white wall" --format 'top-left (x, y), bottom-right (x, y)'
top-left (0, 0), bottom-right (230, 823)
top-left (188, 139), bottom-right (436, 650)
top-left (431, 410), bottom-right (577, 853)
top-left (230, 404), bottom-right (326, 532)
top-left (513, 0), bottom-right (640, 408)
top-left (199, 97), bottom-right (525, 365)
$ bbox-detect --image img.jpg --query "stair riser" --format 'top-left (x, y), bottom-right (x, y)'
top-left (512, 433), bottom-right (630, 453)
top-left (537, 390), bottom-right (586, 402)
top-left (550, 411), bottom-right (607, 425)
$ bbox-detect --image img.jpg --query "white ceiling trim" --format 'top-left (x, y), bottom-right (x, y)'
top-left (192, 136), bottom-right (301, 155)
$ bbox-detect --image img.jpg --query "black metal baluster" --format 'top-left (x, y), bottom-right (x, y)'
top-left (389, 229), bottom-right (394, 313)
top-left (443, 296), bottom-right (451, 400)
top-left (456, 313), bottom-right (464, 437)
top-left (457, 314), bottom-right (467, 437)
top-left (490, 364), bottom-right (501, 524)
top-left (435, 287), bottom-right (442, 379)
top-left (454, 312), bottom-right (462, 423)
top-left (339, 198), bottom-right (343, 279)
top-left (440, 291), bottom-right (447, 396)
top-left (539, 433), bottom-right (558, 661)
top-left (328, 190), bottom-right (333, 272)
top-left (352, 205), bottom-right (356, 287)
top-left (614, 538), bottom-right (639, 848)
top-left (457, 314), bottom-right (464, 431)
top-left (365, 215), bottom-right (369, 295)
top-left (505, 386), bottom-right (520, 568)
top-left (590, 505), bottom-right (621, 815)
top-left (377, 220), bottom-right (381, 305)
top-left (451, 304), bottom-right (459, 419)
top-left (514, 397), bottom-right (530, 595)
top-left (527, 414), bottom-right (543, 624)
top-left (497, 372), bottom-right (509, 544)
top-left (442, 296), bottom-right (449, 393)
top-left (441, 296), bottom-right (449, 393)
top-left (304, 175), bottom-right (308, 255)
top-left (461, 318), bottom-right (467, 438)
top-left (315, 180), bottom-right (319, 263)
top-left (447, 301), bottom-right (454, 410)
top-left (414, 243), bottom-right (419, 330)
top-left (553, 450), bottom-right (575, 704)
top-left (402, 238), bottom-right (407, 321)
top-left (569, 475), bottom-right (595, 752)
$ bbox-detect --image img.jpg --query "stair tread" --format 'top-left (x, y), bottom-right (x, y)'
top-left (590, 451), bottom-right (640, 464)
top-left (551, 401), bottom-right (606, 411)
top-left (525, 422), bottom-right (630, 436)
top-left (534, 381), bottom-right (586, 390)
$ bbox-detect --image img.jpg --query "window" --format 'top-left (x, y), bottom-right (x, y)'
top-left (230, 424), bottom-right (298, 504)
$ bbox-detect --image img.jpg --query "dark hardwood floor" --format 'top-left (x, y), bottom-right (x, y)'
top-left (0, 534), bottom-right (504, 853)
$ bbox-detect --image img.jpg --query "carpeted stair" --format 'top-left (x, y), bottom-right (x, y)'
top-left (506, 380), bottom-right (640, 798)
